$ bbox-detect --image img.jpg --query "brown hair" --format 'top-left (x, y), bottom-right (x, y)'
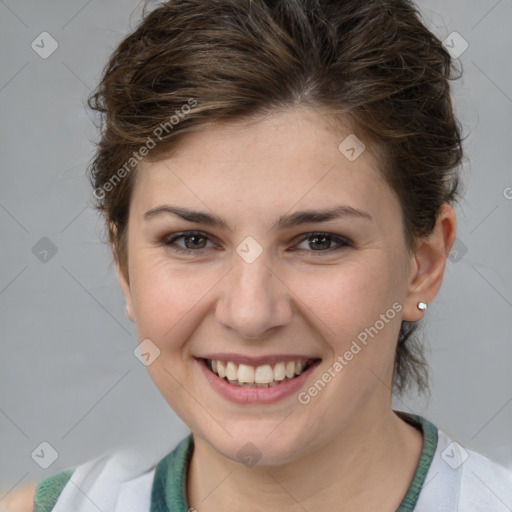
top-left (87, 0), bottom-right (465, 396)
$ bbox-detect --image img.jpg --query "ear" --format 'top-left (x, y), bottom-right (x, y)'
top-left (109, 222), bottom-right (135, 323)
top-left (402, 204), bottom-right (457, 322)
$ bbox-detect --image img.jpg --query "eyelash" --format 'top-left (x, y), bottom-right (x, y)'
top-left (162, 230), bottom-right (351, 255)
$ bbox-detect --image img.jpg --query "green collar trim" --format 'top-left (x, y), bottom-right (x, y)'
top-left (151, 434), bottom-right (193, 512)
top-left (151, 412), bottom-right (438, 512)
top-left (33, 469), bottom-right (75, 512)
top-left (395, 411), bottom-right (439, 511)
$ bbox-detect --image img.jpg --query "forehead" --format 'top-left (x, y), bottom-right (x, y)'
top-left (131, 107), bottom-right (397, 222)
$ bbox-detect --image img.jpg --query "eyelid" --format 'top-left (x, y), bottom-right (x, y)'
top-left (162, 230), bottom-right (351, 254)
top-left (291, 232), bottom-right (351, 252)
top-left (162, 230), bottom-right (217, 251)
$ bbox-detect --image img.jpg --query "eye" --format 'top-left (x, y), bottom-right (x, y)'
top-left (161, 230), bottom-right (351, 255)
top-left (293, 232), bottom-right (350, 253)
top-left (162, 231), bottom-right (216, 253)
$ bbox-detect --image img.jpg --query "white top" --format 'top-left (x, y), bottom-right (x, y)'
top-left (52, 448), bottom-right (154, 512)
top-left (415, 429), bottom-right (512, 511)
top-left (41, 422), bottom-right (512, 511)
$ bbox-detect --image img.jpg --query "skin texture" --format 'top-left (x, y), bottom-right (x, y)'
top-left (114, 106), bottom-right (456, 511)
top-left (0, 483), bottom-right (36, 512)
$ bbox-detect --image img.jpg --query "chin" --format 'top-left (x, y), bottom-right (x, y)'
top-left (196, 420), bottom-right (316, 468)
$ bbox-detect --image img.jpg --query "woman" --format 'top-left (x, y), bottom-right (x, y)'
top-left (32, 0), bottom-right (512, 511)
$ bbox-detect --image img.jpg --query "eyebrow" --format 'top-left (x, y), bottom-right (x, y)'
top-left (143, 205), bottom-right (373, 230)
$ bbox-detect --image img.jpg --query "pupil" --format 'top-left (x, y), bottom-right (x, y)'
top-left (311, 235), bottom-right (330, 250)
top-left (186, 234), bottom-right (205, 249)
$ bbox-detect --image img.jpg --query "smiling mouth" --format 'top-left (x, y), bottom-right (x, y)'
top-left (203, 358), bottom-right (320, 387)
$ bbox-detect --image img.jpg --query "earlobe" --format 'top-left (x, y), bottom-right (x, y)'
top-left (109, 222), bottom-right (135, 323)
top-left (402, 204), bottom-right (457, 322)
top-left (116, 262), bottom-right (135, 323)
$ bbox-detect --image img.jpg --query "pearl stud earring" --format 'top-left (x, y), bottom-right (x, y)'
top-left (417, 301), bottom-right (428, 311)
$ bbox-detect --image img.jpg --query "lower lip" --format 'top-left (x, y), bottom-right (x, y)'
top-left (197, 358), bottom-right (321, 404)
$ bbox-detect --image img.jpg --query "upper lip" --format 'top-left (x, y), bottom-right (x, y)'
top-left (198, 353), bottom-right (321, 366)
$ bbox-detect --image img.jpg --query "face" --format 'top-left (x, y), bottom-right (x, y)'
top-left (117, 106), bottom-right (423, 466)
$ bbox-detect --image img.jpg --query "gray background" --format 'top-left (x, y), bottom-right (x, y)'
top-left (1, 0), bottom-right (511, 497)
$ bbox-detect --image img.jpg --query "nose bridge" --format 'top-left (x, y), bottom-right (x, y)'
top-left (216, 247), bottom-right (291, 338)
top-left (234, 250), bottom-right (274, 299)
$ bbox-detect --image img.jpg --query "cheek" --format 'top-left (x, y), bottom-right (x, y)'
top-left (129, 256), bottom-right (219, 346)
top-left (290, 254), bottom-right (404, 359)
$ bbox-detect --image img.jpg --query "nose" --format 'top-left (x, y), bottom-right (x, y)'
top-left (215, 251), bottom-right (293, 340)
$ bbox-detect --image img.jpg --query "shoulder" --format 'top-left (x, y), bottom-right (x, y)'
top-left (33, 450), bottom-right (157, 512)
top-left (415, 425), bottom-right (512, 511)
top-left (34, 469), bottom-right (74, 512)
top-left (32, 437), bottom-right (193, 512)
top-left (456, 439), bottom-right (512, 510)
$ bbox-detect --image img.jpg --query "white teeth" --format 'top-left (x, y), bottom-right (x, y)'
top-left (238, 363), bottom-right (255, 383)
top-left (207, 358), bottom-right (313, 386)
top-left (217, 360), bottom-right (226, 378)
top-left (273, 362), bottom-right (286, 381)
top-left (285, 361), bottom-right (295, 379)
top-left (226, 361), bottom-right (238, 381)
top-left (254, 364), bottom-right (274, 384)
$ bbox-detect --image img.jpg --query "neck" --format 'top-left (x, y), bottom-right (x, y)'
top-left (187, 407), bottom-right (423, 512)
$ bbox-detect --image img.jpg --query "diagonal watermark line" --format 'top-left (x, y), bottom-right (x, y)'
top-left (265, 265), bottom-right (336, 335)
top-left (61, 205), bottom-right (88, 233)
top-left (471, 0), bottom-right (503, 30)
top-left (61, 60), bottom-right (92, 92)
top-left (57, 162), bottom-right (87, 178)
top-left (161, 161), bottom-right (234, 234)
top-left (264, 164), bottom-right (337, 236)
top-left (0, 472), bottom-right (30, 503)
top-left (61, 265), bottom-right (131, 334)
top-left (163, 266), bottom-right (234, 337)
top-left (160, 364), bottom-right (233, 438)
top-left (67, 477), bottom-right (106, 512)
top-left (390, 391), bottom-right (417, 416)
top-left (61, 369), bottom-right (132, 439)
top-left (265, 410), bottom-right (294, 438)
top-left (471, 469), bottom-right (512, 510)
top-left (265, 470), bottom-right (310, 512)
top-left (420, 471), bottom-right (439, 491)
top-left (0, 1), bottom-right (29, 28)
top-left (0, 202), bottom-right (29, 232)
top-left (367, 367), bottom-right (417, 416)
top-left (471, 395), bottom-right (512, 440)
top-left (61, 0), bottom-right (94, 29)
top-left (470, 204), bottom-right (499, 233)
top-left (0, 62), bottom-right (28, 93)
top-left (0, 407), bottom-right (29, 439)
top-left (0, 265), bottom-right (28, 295)
top-left (471, 265), bottom-right (512, 309)
top-left (199, 470), bottom-right (233, 503)
top-left (472, 60), bottom-right (512, 105)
